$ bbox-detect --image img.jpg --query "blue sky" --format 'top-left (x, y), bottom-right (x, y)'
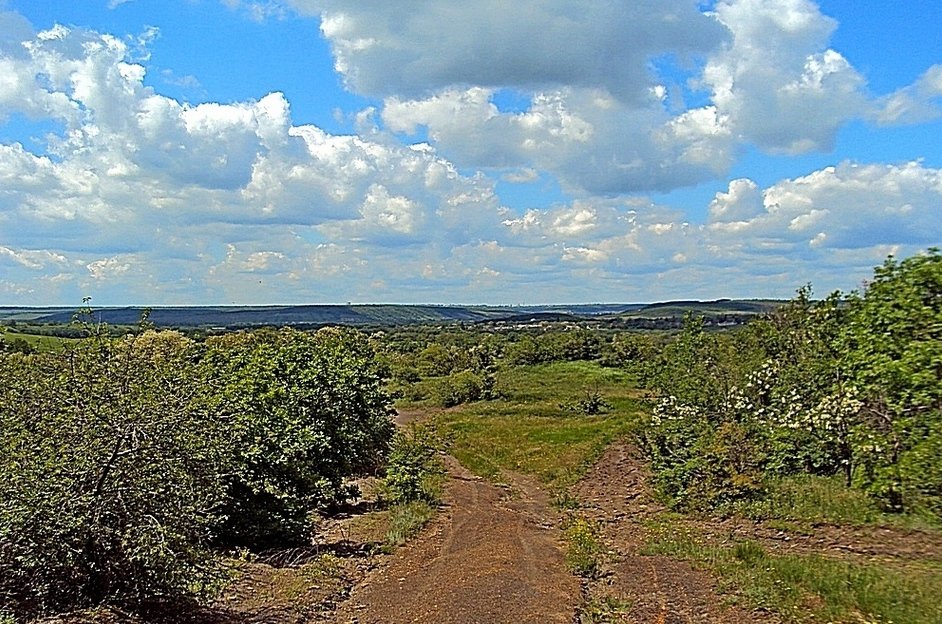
top-left (1, 0), bottom-right (940, 305)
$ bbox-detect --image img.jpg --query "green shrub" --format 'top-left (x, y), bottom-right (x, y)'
top-left (383, 425), bottom-right (445, 504)
top-left (639, 249), bottom-right (942, 521)
top-left (0, 324), bottom-right (398, 619)
top-left (432, 369), bottom-right (485, 407)
top-left (0, 332), bottom-right (227, 617)
top-left (205, 327), bottom-right (396, 548)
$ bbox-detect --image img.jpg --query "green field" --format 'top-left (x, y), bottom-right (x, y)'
top-left (0, 330), bottom-right (75, 352)
top-left (428, 361), bottom-right (644, 488)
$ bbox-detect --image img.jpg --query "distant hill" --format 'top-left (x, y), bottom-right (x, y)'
top-left (0, 305), bottom-right (509, 328)
top-left (0, 299), bottom-right (785, 330)
top-left (623, 299), bottom-right (783, 319)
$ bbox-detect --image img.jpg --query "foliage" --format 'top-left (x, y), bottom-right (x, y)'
top-left (638, 316), bottom-right (770, 509)
top-left (637, 249), bottom-right (942, 519)
top-left (505, 329), bottom-right (601, 365)
top-left (384, 501), bottom-right (437, 548)
top-left (204, 327), bottom-right (395, 548)
top-left (383, 425), bottom-right (445, 504)
top-left (0, 331), bottom-right (226, 617)
top-left (0, 321), bottom-right (397, 619)
top-left (839, 250), bottom-right (942, 513)
top-left (560, 387), bottom-right (612, 415)
top-left (432, 369), bottom-right (487, 407)
top-left (0, 334), bottom-right (33, 354)
top-left (577, 595), bottom-right (631, 624)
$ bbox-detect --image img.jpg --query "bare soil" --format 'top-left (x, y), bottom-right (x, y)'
top-left (332, 456), bottom-right (580, 623)
top-left (573, 441), bottom-right (774, 623)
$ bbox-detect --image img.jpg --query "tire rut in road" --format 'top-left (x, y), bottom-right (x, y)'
top-left (333, 457), bottom-right (580, 624)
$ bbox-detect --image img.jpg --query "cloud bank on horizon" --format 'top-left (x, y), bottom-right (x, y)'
top-left (0, 0), bottom-right (940, 305)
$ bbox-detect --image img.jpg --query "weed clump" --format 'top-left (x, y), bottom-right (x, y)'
top-left (564, 516), bottom-right (605, 578)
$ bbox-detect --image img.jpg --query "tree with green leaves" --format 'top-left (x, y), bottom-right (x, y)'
top-left (840, 249), bottom-right (942, 514)
top-left (0, 330), bottom-right (226, 617)
top-left (204, 327), bottom-right (395, 547)
top-left (638, 249), bottom-right (942, 520)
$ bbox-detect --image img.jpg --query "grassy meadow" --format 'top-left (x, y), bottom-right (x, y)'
top-left (408, 361), bottom-right (645, 489)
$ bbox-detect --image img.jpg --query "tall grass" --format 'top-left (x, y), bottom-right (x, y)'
top-left (384, 501), bottom-right (437, 548)
top-left (733, 473), bottom-right (940, 530)
top-left (645, 524), bottom-right (942, 623)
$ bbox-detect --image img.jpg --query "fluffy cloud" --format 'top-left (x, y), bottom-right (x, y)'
top-left (290, 0), bottom-right (726, 101)
top-left (382, 87), bottom-right (735, 194)
top-left (709, 161), bottom-right (942, 250)
top-left (702, 0), bottom-right (869, 153)
top-left (291, 0), bottom-right (934, 194)
top-left (0, 23), bottom-right (506, 302)
top-left (480, 161), bottom-right (942, 299)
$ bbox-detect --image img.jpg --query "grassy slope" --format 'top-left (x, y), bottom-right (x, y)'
top-left (0, 330), bottom-right (74, 352)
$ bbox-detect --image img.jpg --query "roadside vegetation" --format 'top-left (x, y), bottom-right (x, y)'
top-left (0, 318), bottom-right (394, 621)
top-left (2, 248), bottom-right (939, 623)
top-left (629, 249), bottom-right (942, 622)
top-left (636, 249), bottom-right (942, 523)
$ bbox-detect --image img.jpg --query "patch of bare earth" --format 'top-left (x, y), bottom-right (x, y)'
top-left (333, 456), bottom-right (580, 624)
top-left (573, 440), bottom-right (942, 623)
top-left (573, 441), bottom-right (777, 623)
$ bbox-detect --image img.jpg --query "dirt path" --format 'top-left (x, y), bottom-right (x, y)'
top-left (333, 457), bottom-right (580, 624)
top-left (573, 441), bottom-right (776, 623)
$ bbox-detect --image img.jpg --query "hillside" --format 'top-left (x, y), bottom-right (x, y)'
top-left (0, 300), bottom-right (781, 331)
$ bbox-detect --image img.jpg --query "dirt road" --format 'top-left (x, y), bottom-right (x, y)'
top-left (334, 457), bottom-right (580, 624)
top-left (574, 441), bottom-right (775, 623)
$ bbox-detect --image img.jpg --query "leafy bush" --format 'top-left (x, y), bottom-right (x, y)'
top-left (0, 331), bottom-right (227, 617)
top-left (0, 324), bottom-right (397, 619)
top-left (839, 250), bottom-right (942, 513)
top-left (639, 249), bottom-right (942, 520)
top-left (204, 327), bottom-right (395, 548)
top-left (560, 387), bottom-right (612, 415)
top-left (432, 369), bottom-right (486, 407)
top-left (383, 425), bottom-right (445, 504)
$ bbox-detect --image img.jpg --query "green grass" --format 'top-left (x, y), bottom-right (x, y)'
top-left (733, 473), bottom-right (940, 530)
top-left (433, 361), bottom-right (644, 488)
top-left (645, 521), bottom-right (942, 623)
top-left (0, 330), bottom-right (75, 352)
top-left (384, 501), bottom-right (437, 548)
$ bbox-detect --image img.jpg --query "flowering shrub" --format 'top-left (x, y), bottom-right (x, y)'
top-left (637, 250), bottom-right (942, 519)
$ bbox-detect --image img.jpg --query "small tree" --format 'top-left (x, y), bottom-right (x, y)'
top-left (205, 327), bottom-right (395, 547)
top-left (840, 249), bottom-right (942, 513)
top-left (0, 331), bottom-right (227, 617)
